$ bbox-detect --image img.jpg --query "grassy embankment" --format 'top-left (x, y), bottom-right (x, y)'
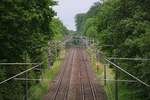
top-left (29, 49), bottom-right (65, 100)
top-left (87, 47), bottom-right (135, 100)
top-left (87, 47), bottom-right (115, 100)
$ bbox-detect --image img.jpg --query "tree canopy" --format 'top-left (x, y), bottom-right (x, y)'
top-left (75, 0), bottom-right (150, 99)
top-left (0, 0), bottom-right (68, 99)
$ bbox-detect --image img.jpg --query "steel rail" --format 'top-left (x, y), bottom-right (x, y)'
top-left (83, 51), bottom-right (97, 100)
top-left (80, 49), bottom-right (97, 100)
top-left (51, 48), bottom-right (75, 100)
top-left (64, 49), bottom-right (75, 100)
top-left (62, 48), bottom-right (75, 100)
top-left (51, 51), bottom-right (70, 100)
top-left (78, 48), bottom-right (85, 100)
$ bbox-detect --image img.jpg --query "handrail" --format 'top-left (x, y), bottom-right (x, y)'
top-left (0, 63), bottom-right (40, 65)
top-left (108, 57), bottom-right (150, 61)
top-left (104, 58), bottom-right (150, 87)
top-left (0, 62), bottom-right (43, 85)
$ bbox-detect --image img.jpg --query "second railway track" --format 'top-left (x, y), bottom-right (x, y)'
top-left (79, 48), bottom-right (97, 100)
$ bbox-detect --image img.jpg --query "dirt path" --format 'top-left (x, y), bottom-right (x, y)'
top-left (44, 48), bottom-right (107, 100)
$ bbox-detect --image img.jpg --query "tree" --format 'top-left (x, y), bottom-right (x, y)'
top-left (75, 0), bottom-right (150, 99)
top-left (0, 0), bottom-right (60, 99)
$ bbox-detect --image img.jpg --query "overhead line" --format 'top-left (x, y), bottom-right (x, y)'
top-left (105, 58), bottom-right (150, 87)
top-left (100, 79), bottom-right (137, 83)
top-left (0, 62), bottom-right (43, 85)
top-left (14, 78), bottom-right (49, 81)
top-left (108, 57), bottom-right (150, 61)
top-left (0, 63), bottom-right (40, 65)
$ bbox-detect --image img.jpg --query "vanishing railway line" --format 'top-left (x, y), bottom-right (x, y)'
top-left (79, 48), bottom-right (96, 100)
top-left (79, 49), bottom-right (106, 100)
top-left (57, 48), bottom-right (75, 100)
top-left (44, 48), bottom-right (106, 100)
top-left (45, 48), bottom-right (75, 100)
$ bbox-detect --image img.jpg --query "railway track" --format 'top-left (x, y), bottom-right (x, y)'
top-left (44, 48), bottom-right (106, 100)
top-left (45, 48), bottom-right (75, 100)
top-left (83, 49), bottom-right (107, 100)
top-left (79, 48), bottom-right (97, 100)
top-left (53, 48), bottom-right (75, 100)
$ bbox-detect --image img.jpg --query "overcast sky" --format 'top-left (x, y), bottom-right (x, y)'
top-left (53, 0), bottom-right (99, 31)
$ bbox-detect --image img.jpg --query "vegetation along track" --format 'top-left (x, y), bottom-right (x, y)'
top-left (44, 48), bottom-right (107, 100)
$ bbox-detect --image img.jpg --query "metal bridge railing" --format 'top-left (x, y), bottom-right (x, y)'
top-left (0, 62), bottom-right (44, 100)
top-left (0, 63), bottom-right (43, 85)
top-left (97, 51), bottom-right (150, 100)
top-left (0, 40), bottom-right (64, 100)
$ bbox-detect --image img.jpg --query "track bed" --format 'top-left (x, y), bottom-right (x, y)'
top-left (44, 48), bottom-right (107, 100)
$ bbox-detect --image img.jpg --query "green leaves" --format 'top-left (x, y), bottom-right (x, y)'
top-left (50, 18), bottom-right (69, 38)
top-left (0, 0), bottom-right (64, 99)
top-left (75, 0), bottom-right (150, 99)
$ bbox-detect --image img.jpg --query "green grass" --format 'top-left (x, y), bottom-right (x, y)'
top-left (87, 48), bottom-right (137, 100)
top-left (87, 48), bottom-right (115, 100)
top-left (29, 50), bottom-right (65, 100)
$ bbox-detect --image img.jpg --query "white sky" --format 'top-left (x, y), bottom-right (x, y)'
top-left (53, 0), bottom-right (99, 31)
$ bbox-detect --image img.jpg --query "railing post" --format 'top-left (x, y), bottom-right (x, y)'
top-left (48, 42), bottom-right (51, 69)
top-left (48, 48), bottom-right (51, 68)
top-left (24, 52), bottom-right (28, 100)
top-left (115, 67), bottom-right (119, 100)
top-left (104, 64), bottom-right (107, 86)
top-left (25, 67), bottom-right (28, 100)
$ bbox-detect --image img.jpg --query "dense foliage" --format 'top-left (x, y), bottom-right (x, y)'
top-left (75, 2), bottom-right (101, 37)
top-left (0, 0), bottom-right (68, 100)
top-left (50, 18), bottom-right (69, 40)
top-left (76, 0), bottom-right (150, 100)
